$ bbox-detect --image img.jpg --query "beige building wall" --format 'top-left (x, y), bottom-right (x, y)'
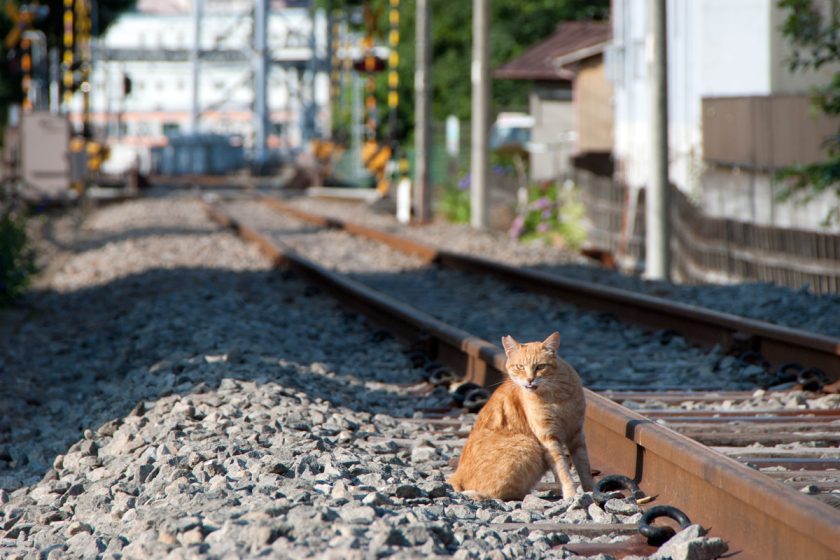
top-left (574, 58), bottom-right (613, 152)
top-left (529, 87), bottom-right (574, 181)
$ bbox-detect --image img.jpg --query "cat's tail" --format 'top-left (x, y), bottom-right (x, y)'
top-left (447, 473), bottom-right (464, 491)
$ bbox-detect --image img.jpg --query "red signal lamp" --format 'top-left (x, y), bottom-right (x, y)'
top-left (353, 56), bottom-right (386, 73)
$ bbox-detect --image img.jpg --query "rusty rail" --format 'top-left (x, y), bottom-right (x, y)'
top-left (259, 196), bottom-right (840, 380)
top-left (206, 201), bottom-right (840, 560)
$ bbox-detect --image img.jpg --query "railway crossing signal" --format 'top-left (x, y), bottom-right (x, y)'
top-left (3, 2), bottom-right (48, 50)
top-left (352, 56), bottom-right (385, 73)
top-left (4, 2), bottom-right (49, 111)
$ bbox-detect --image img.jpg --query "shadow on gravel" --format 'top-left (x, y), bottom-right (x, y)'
top-left (72, 227), bottom-right (220, 252)
top-left (69, 225), bottom-right (328, 253)
top-left (1, 266), bottom-right (431, 491)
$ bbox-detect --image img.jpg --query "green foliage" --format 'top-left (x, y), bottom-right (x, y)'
top-left (778, 0), bottom-right (840, 71)
top-left (0, 190), bottom-right (36, 306)
top-left (509, 180), bottom-right (586, 249)
top-left (775, 0), bottom-right (840, 221)
top-left (437, 178), bottom-right (471, 223)
top-left (325, 0), bottom-right (608, 144)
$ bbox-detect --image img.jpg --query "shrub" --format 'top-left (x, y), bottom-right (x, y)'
top-left (508, 179), bottom-right (586, 249)
top-left (437, 173), bottom-right (471, 224)
top-left (0, 188), bottom-right (36, 306)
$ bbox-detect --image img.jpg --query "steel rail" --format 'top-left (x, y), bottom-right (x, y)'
top-left (259, 196), bottom-right (840, 379)
top-left (206, 201), bottom-right (840, 560)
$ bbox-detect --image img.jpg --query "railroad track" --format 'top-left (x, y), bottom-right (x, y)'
top-left (199, 192), bottom-right (840, 560)
top-left (258, 196), bottom-right (840, 381)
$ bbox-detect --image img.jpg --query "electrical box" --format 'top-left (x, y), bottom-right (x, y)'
top-left (21, 111), bottom-right (70, 200)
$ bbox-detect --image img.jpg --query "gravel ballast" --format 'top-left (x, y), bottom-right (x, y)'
top-left (0, 193), bottom-right (739, 560)
top-left (285, 195), bottom-right (840, 339)
top-left (221, 198), bottom-right (780, 391)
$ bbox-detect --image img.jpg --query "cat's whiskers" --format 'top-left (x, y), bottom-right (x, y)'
top-left (484, 379), bottom-right (507, 390)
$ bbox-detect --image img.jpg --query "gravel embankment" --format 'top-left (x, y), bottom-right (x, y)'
top-left (1, 193), bottom-right (735, 559)
top-left (284, 196), bottom-right (840, 338)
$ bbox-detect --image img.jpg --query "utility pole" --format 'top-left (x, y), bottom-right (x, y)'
top-left (301, 7), bottom-right (318, 145)
top-left (49, 47), bottom-right (59, 114)
top-left (470, 0), bottom-right (489, 229)
top-left (253, 0), bottom-right (269, 168)
top-left (646, 0), bottom-right (670, 280)
top-left (190, 0), bottom-right (202, 133)
top-left (414, 0), bottom-right (432, 222)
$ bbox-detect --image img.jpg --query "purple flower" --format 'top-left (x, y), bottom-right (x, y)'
top-left (492, 165), bottom-right (505, 175)
top-left (541, 209), bottom-right (553, 220)
top-left (508, 215), bottom-right (525, 239)
top-left (458, 174), bottom-right (470, 189)
top-left (537, 222), bottom-right (550, 233)
top-left (533, 197), bottom-right (552, 211)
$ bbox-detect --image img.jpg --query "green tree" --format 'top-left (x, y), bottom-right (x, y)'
top-left (776, 0), bottom-right (840, 223)
top-left (402, 0), bottom-right (608, 137)
top-left (320, 0), bottom-right (608, 143)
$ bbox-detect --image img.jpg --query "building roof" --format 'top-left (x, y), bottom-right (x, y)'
top-left (495, 21), bottom-right (611, 82)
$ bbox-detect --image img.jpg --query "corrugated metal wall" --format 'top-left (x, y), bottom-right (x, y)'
top-left (702, 95), bottom-right (840, 170)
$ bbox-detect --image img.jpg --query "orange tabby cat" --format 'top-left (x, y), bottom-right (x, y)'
top-left (449, 332), bottom-right (593, 500)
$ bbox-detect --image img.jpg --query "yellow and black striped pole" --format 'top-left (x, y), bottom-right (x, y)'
top-left (387, 0), bottom-right (399, 144)
top-left (20, 37), bottom-right (32, 111)
top-left (363, 41), bottom-right (377, 139)
top-left (362, 3), bottom-right (377, 141)
top-left (62, 0), bottom-right (74, 108)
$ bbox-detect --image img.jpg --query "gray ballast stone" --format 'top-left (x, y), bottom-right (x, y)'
top-left (338, 505), bottom-right (378, 525)
top-left (587, 503), bottom-right (618, 524)
top-left (604, 498), bottom-right (641, 516)
top-left (651, 524), bottom-right (729, 560)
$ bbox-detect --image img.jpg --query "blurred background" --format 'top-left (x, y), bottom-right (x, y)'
top-left (1, 0), bottom-right (839, 295)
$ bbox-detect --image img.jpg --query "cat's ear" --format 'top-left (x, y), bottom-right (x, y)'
top-left (501, 335), bottom-right (520, 356)
top-left (542, 332), bottom-right (561, 353)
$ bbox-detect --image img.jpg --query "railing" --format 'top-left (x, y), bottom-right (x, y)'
top-left (575, 169), bottom-right (840, 294)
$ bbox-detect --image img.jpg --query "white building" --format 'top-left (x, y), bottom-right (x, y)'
top-left (75, 0), bottom-right (329, 172)
top-left (608, 0), bottom-right (839, 231)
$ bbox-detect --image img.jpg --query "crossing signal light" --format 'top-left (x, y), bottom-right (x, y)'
top-left (122, 75), bottom-right (132, 96)
top-left (353, 56), bottom-right (385, 73)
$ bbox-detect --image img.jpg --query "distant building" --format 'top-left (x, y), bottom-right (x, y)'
top-left (77, 0), bottom-right (328, 172)
top-left (608, 0), bottom-right (840, 231)
top-left (495, 21), bottom-right (613, 181)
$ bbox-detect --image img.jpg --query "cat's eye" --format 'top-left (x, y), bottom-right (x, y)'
top-left (535, 364), bottom-right (547, 371)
